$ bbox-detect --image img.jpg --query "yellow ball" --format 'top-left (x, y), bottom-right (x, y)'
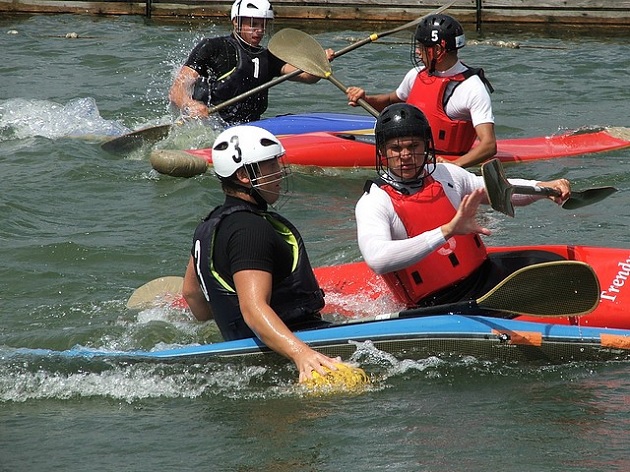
top-left (304, 362), bottom-right (369, 392)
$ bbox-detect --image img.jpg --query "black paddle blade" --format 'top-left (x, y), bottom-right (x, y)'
top-left (481, 158), bottom-right (516, 216)
top-left (479, 261), bottom-right (600, 316)
top-left (101, 124), bottom-right (173, 155)
top-left (561, 186), bottom-right (618, 210)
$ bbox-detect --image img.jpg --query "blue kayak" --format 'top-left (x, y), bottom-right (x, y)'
top-left (252, 112), bottom-right (375, 135)
top-left (10, 315), bottom-right (630, 364)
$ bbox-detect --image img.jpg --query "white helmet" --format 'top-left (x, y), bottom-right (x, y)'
top-left (212, 125), bottom-right (285, 178)
top-left (230, 0), bottom-right (274, 20)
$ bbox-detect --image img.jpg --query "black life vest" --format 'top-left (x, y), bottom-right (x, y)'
top-left (192, 35), bottom-right (272, 124)
top-left (191, 202), bottom-right (325, 341)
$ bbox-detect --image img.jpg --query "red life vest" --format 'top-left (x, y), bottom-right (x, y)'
top-left (379, 178), bottom-right (487, 306)
top-left (407, 69), bottom-right (478, 156)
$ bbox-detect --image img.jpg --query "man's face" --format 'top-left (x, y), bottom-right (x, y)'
top-left (381, 136), bottom-right (427, 181)
top-left (249, 158), bottom-right (286, 203)
top-left (234, 17), bottom-right (268, 46)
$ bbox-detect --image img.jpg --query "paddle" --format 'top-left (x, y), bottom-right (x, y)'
top-left (268, 29), bottom-right (379, 118)
top-left (126, 276), bottom-right (184, 310)
top-left (102, 2), bottom-right (456, 155)
top-left (101, 74), bottom-right (309, 155)
top-left (128, 260), bottom-right (599, 319)
top-left (350, 261), bottom-right (599, 324)
top-left (482, 158), bottom-right (618, 217)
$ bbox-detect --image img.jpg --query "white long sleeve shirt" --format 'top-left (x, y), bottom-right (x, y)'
top-left (355, 163), bottom-right (541, 275)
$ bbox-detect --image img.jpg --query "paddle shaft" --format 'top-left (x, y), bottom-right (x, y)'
top-left (329, 0), bottom-right (457, 57)
top-left (326, 74), bottom-right (379, 117)
top-left (512, 184), bottom-right (560, 199)
top-left (347, 299), bottom-right (482, 324)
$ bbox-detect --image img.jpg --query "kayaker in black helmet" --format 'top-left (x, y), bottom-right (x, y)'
top-left (345, 14), bottom-right (497, 168)
top-left (356, 103), bottom-right (571, 309)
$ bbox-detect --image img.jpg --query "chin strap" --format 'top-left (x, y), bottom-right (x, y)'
top-left (233, 31), bottom-right (265, 54)
top-left (221, 178), bottom-right (268, 207)
top-left (427, 43), bottom-right (448, 75)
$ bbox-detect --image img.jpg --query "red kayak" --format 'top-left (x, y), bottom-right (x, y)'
top-left (315, 244), bottom-right (630, 330)
top-left (150, 126), bottom-right (630, 177)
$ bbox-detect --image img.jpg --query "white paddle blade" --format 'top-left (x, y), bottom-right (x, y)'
top-left (268, 28), bottom-right (331, 78)
top-left (127, 276), bottom-right (184, 310)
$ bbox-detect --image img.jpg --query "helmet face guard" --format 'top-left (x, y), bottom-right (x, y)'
top-left (244, 157), bottom-right (291, 200)
top-left (212, 125), bottom-right (290, 204)
top-left (375, 104), bottom-right (436, 186)
top-left (231, 0), bottom-right (274, 39)
top-left (233, 16), bottom-right (273, 37)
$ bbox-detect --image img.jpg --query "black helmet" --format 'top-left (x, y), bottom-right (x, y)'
top-left (375, 103), bottom-right (436, 185)
top-left (414, 14), bottom-right (466, 52)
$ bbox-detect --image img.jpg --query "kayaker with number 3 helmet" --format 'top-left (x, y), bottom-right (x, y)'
top-left (346, 14), bottom-right (497, 168)
top-left (182, 125), bottom-right (340, 383)
top-left (169, 0), bottom-right (323, 125)
top-left (355, 103), bottom-right (571, 308)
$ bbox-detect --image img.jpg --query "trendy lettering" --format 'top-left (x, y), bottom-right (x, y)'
top-left (600, 259), bottom-right (630, 302)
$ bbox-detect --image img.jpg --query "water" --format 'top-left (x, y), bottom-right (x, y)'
top-left (1, 13), bottom-right (630, 471)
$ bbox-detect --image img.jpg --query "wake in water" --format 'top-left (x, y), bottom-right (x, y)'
top-left (0, 97), bottom-right (130, 141)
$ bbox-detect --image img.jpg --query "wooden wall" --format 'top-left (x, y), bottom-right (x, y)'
top-left (1, 0), bottom-right (629, 29)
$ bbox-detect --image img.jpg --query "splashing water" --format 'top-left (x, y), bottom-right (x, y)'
top-left (0, 97), bottom-right (130, 140)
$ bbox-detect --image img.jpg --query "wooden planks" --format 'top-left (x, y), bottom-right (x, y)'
top-left (1, 0), bottom-right (629, 28)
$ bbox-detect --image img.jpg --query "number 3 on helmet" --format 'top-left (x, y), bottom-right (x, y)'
top-left (212, 125), bottom-right (286, 178)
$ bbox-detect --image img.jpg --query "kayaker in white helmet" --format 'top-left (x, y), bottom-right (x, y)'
top-left (182, 125), bottom-right (341, 383)
top-left (169, 0), bottom-right (329, 124)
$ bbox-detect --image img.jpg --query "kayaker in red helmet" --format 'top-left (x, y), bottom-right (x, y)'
top-left (346, 14), bottom-right (497, 168)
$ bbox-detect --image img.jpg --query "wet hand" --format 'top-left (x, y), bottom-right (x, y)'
top-left (297, 351), bottom-right (341, 383)
top-left (442, 188), bottom-right (491, 239)
top-left (346, 86), bottom-right (365, 106)
top-left (183, 100), bottom-right (209, 119)
top-left (537, 178), bottom-right (571, 204)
